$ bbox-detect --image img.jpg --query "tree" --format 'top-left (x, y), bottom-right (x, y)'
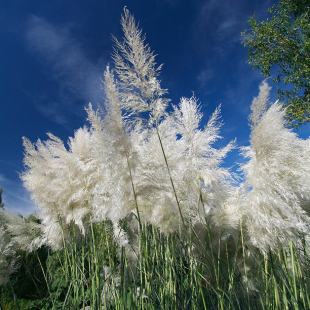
top-left (242, 0), bottom-right (310, 129)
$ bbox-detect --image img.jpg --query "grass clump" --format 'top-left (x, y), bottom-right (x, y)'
top-left (2, 218), bottom-right (310, 309)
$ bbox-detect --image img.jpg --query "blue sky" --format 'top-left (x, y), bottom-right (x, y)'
top-left (1, 0), bottom-right (309, 216)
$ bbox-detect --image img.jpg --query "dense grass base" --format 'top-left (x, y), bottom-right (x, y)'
top-left (1, 219), bottom-right (310, 310)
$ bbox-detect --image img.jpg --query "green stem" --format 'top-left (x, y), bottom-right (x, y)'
top-left (37, 252), bottom-right (51, 299)
top-left (81, 236), bottom-right (85, 310)
top-left (0, 287), bottom-right (5, 310)
top-left (153, 119), bottom-right (185, 228)
top-left (22, 258), bottom-right (42, 298)
top-left (240, 220), bottom-right (251, 310)
top-left (125, 154), bottom-right (142, 230)
top-left (8, 278), bottom-right (20, 310)
top-left (90, 222), bottom-right (100, 309)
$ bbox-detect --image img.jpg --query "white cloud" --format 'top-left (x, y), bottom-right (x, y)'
top-left (218, 18), bottom-right (238, 33)
top-left (197, 68), bottom-right (213, 88)
top-left (36, 101), bottom-right (68, 125)
top-left (193, 0), bottom-right (274, 49)
top-left (26, 15), bottom-right (107, 123)
top-left (196, 2), bottom-right (243, 42)
top-left (0, 174), bottom-right (36, 216)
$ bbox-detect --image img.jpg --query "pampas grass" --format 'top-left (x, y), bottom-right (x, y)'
top-left (1, 9), bottom-right (310, 310)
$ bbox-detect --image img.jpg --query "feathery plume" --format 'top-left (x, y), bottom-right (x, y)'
top-left (239, 81), bottom-right (310, 253)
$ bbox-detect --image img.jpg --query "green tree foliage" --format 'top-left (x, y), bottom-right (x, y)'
top-left (242, 0), bottom-right (310, 128)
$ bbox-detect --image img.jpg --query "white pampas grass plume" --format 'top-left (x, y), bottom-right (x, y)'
top-left (172, 96), bottom-right (236, 226)
top-left (0, 226), bottom-right (19, 286)
top-left (0, 209), bottom-right (44, 252)
top-left (0, 209), bottom-right (45, 286)
top-left (112, 8), bottom-right (170, 121)
top-left (239, 81), bottom-right (310, 253)
top-left (21, 128), bottom-right (100, 249)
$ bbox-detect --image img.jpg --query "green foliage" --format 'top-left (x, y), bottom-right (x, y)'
top-left (0, 217), bottom-right (120, 310)
top-left (0, 228), bottom-right (49, 309)
top-left (242, 0), bottom-right (310, 128)
top-left (1, 214), bottom-right (310, 309)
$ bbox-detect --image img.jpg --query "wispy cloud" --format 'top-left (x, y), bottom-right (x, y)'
top-left (193, 1), bottom-right (245, 47)
top-left (194, 0), bottom-right (278, 117)
top-left (26, 15), bottom-right (107, 124)
top-left (197, 68), bottom-right (213, 88)
top-left (0, 174), bottom-right (36, 216)
top-left (193, 0), bottom-right (273, 51)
